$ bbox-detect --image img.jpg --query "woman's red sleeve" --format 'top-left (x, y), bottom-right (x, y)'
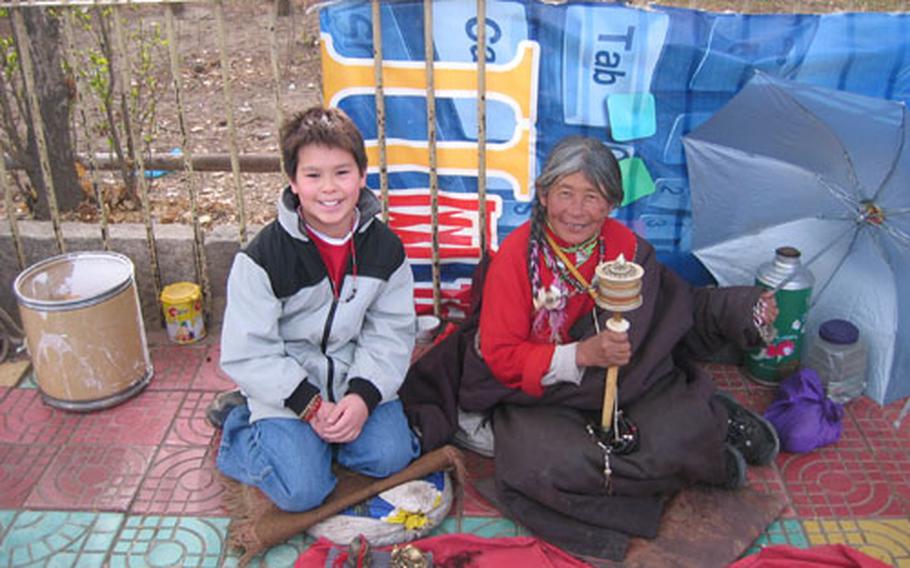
top-left (478, 237), bottom-right (554, 397)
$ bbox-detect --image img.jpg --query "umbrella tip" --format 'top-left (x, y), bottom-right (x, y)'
top-left (861, 201), bottom-right (885, 225)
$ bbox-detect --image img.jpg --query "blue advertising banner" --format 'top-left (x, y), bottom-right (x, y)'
top-left (319, 0), bottom-right (910, 317)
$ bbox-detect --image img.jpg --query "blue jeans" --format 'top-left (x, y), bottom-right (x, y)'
top-left (216, 399), bottom-right (420, 512)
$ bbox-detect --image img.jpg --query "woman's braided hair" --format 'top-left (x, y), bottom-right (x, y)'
top-left (527, 137), bottom-right (624, 305)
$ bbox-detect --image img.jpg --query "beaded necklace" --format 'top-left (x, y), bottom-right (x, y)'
top-left (540, 230), bottom-right (604, 300)
top-left (545, 221), bottom-right (600, 258)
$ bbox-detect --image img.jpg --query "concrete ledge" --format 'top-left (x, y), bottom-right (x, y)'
top-left (1, 220), bottom-right (259, 331)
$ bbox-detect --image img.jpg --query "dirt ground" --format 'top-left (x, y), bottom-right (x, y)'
top-left (72, 1), bottom-right (323, 228)
top-left (3, 0), bottom-right (907, 230)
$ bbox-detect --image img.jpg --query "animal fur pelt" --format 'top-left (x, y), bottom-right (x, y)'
top-left (222, 445), bottom-right (466, 566)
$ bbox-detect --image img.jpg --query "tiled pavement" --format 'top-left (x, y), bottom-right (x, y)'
top-left (1, 333), bottom-right (908, 567)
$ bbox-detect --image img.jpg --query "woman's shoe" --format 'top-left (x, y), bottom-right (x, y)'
top-left (714, 391), bottom-right (780, 466)
top-left (722, 444), bottom-right (747, 490)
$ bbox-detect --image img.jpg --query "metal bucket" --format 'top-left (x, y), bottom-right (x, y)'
top-left (13, 252), bottom-right (153, 411)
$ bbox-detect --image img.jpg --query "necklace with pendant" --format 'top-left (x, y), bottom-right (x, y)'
top-left (540, 231), bottom-right (605, 300)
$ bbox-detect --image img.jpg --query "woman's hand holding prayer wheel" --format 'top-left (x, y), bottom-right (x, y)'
top-left (576, 329), bottom-right (631, 369)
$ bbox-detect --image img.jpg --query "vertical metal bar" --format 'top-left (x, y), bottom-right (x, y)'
top-left (423, 0), bottom-right (440, 317)
top-left (112, 4), bottom-right (164, 323)
top-left (476, 0), bottom-right (487, 258)
top-left (12, 6), bottom-right (65, 254)
top-left (165, 3), bottom-right (211, 324)
top-left (215, 0), bottom-right (248, 245)
top-left (0, 149), bottom-right (25, 271)
top-left (371, 0), bottom-right (389, 222)
top-left (269, 0), bottom-right (286, 177)
top-left (62, 6), bottom-right (110, 250)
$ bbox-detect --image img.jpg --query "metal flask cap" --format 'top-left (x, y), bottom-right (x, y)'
top-left (775, 246), bottom-right (801, 260)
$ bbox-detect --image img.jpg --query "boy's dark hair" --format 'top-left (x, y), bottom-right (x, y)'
top-left (280, 107), bottom-right (368, 179)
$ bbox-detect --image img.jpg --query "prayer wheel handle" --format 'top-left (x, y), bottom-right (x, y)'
top-left (601, 313), bottom-right (630, 429)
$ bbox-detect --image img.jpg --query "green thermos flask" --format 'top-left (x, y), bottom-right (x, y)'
top-left (745, 246), bottom-right (814, 386)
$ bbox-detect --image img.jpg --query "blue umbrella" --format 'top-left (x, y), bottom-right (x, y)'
top-left (684, 72), bottom-right (910, 405)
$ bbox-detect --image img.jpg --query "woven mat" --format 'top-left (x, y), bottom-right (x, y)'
top-left (472, 472), bottom-right (785, 568)
top-left (605, 485), bottom-right (786, 568)
top-left (221, 445), bottom-right (465, 567)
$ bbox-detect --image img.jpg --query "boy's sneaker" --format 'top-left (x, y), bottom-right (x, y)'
top-left (206, 390), bottom-right (246, 429)
top-left (722, 444), bottom-right (748, 489)
top-left (714, 391), bottom-right (780, 466)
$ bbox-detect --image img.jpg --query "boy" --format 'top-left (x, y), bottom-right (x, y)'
top-left (214, 107), bottom-right (420, 512)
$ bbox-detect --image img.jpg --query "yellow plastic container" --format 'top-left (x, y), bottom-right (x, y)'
top-left (160, 282), bottom-right (205, 344)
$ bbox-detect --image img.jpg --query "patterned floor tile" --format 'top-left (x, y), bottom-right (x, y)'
top-left (803, 518), bottom-right (910, 567)
top-left (0, 444), bottom-right (58, 508)
top-left (25, 444), bottom-right (155, 511)
top-left (433, 516), bottom-right (529, 539)
top-left (108, 515), bottom-right (230, 567)
top-left (849, 396), bottom-right (910, 451)
top-left (165, 391), bottom-right (219, 446)
top-left (869, 447), bottom-right (910, 509)
top-left (68, 390), bottom-right (184, 446)
top-left (0, 510), bottom-right (123, 567)
top-left (0, 351), bottom-right (902, 566)
top-left (0, 388), bottom-right (80, 445)
top-left (778, 447), bottom-right (907, 518)
top-left (745, 462), bottom-right (788, 508)
top-left (223, 533), bottom-right (312, 568)
top-left (745, 519), bottom-right (809, 555)
top-left (192, 344), bottom-right (236, 392)
top-left (0, 511), bottom-right (14, 541)
top-left (133, 445), bottom-right (227, 515)
top-left (148, 344), bottom-right (207, 391)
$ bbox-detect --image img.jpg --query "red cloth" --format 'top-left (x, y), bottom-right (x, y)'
top-left (728, 544), bottom-right (892, 568)
top-left (478, 219), bottom-right (636, 396)
top-left (306, 228), bottom-right (352, 297)
top-left (295, 534), bottom-right (593, 568)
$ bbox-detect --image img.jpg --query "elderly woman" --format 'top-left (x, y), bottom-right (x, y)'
top-left (401, 136), bottom-right (780, 559)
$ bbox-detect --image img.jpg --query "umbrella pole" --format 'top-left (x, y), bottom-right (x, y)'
top-left (896, 398), bottom-right (910, 429)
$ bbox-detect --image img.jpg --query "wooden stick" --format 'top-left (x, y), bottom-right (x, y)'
top-left (237, 445), bottom-right (465, 554)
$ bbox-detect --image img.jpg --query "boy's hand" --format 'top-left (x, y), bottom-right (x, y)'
top-left (575, 329), bottom-right (631, 369)
top-left (320, 394), bottom-right (369, 443)
top-left (308, 400), bottom-right (336, 441)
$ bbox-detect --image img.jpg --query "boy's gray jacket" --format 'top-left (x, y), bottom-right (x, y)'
top-left (220, 187), bottom-right (416, 423)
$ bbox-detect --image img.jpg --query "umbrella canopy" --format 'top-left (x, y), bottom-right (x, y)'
top-left (684, 72), bottom-right (910, 405)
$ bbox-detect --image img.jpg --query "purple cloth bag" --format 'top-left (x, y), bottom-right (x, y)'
top-left (763, 368), bottom-right (844, 453)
